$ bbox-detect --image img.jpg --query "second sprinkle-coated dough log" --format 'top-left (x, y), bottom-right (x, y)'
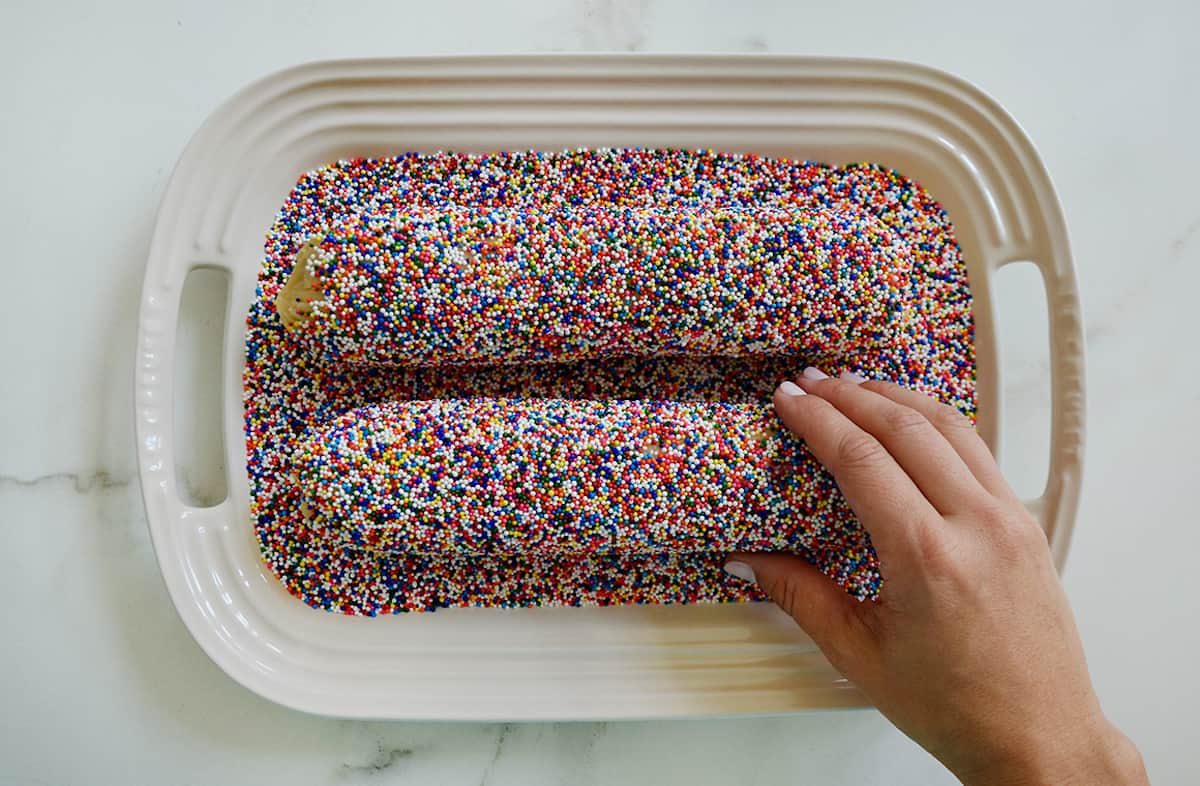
top-left (278, 204), bottom-right (913, 365)
top-left (294, 397), bottom-right (863, 556)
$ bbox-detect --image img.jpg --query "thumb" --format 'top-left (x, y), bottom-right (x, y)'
top-left (725, 552), bottom-right (869, 663)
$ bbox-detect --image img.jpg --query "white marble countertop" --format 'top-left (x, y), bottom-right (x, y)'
top-left (1, 1), bottom-right (1195, 783)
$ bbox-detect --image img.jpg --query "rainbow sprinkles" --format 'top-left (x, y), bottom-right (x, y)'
top-left (242, 148), bottom-right (975, 615)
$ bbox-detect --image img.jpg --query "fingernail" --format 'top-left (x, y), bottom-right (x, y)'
top-left (723, 560), bottom-right (757, 584)
top-left (777, 379), bottom-right (806, 397)
top-left (801, 366), bottom-right (829, 381)
top-left (840, 371), bottom-right (866, 384)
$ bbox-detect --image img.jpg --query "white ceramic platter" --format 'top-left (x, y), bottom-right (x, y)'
top-left (135, 55), bottom-right (1084, 719)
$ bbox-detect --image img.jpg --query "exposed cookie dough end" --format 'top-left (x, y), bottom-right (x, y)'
top-left (275, 235), bottom-right (326, 329)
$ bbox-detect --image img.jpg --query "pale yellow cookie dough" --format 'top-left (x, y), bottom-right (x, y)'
top-left (274, 235), bottom-right (325, 329)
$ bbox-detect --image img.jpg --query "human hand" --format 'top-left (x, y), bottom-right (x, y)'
top-left (724, 368), bottom-right (1147, 786)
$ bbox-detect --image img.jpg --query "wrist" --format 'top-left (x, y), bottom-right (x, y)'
top-left (959, 718), bottom-right (1147, 786)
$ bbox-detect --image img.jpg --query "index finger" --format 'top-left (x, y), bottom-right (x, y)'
top-left (773, 383), bottom-right (939, 564)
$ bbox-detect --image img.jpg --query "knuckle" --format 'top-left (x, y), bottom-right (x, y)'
top-left (760, 570), bottom-right (808, 621)
top-left (812, 377), bottom-right (855, 399)
top-left (771, 573), bottom-right (804, 615)
top-left (977, 502), bottom-right (1015, 535)
top-left (930, 403), bottom-right (974, 433)
top-left (914, 523), bottom-right (954, 566)
top-left (834, 432), bottom-right (887, 470)
top-left (1015, 518), bottom-right (1051, 551)
top-left (978, 501), bottom-right (1049, 557)
top-left (881, 405), bottom-right (931, 437)
top-left (914, 528), bottom-right (976, 589)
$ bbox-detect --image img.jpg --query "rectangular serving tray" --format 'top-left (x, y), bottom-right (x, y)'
top-left (135, 54), bottom-right (1084, 720)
